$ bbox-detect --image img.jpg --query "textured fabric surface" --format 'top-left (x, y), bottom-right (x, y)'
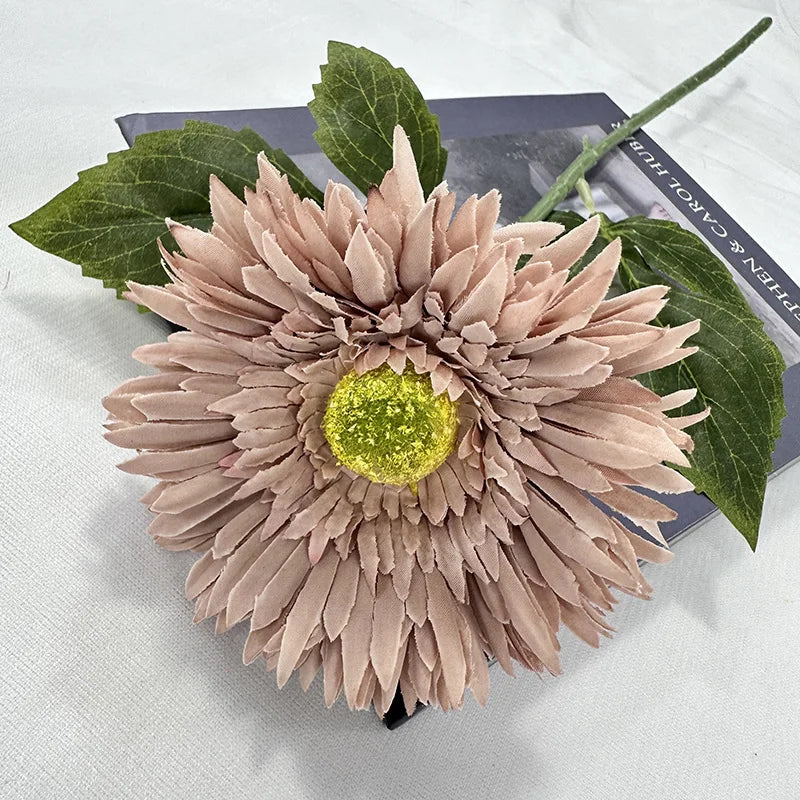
top-left (1, 1), bottom-right (798, 798)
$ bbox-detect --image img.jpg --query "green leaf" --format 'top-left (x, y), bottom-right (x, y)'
top-left (610, 217), bottom-right (753, 314)
top-left (602, 216), bottom-right (786, 549)
top-left (309, 41), bottom-right (447, 196)
top-left (10, 120), bottom-right (322, 297)
top-left (546, 210), bottom-right (587, 229)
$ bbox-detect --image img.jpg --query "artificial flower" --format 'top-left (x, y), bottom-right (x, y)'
top-left (104, 126), bottom-right (706, 714)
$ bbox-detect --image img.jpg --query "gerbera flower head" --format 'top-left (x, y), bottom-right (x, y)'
top-left (104, 126), bottom-right (706, 715)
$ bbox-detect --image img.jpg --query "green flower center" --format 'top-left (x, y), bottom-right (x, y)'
top-left (322, 364), bottom-right (459, 487)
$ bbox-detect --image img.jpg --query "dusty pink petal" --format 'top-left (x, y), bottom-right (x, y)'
top-left (494, 220), bottom-right (564, 252)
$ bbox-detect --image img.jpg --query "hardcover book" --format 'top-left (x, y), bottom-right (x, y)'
top-left (117, 93), bottom-right (800, 726)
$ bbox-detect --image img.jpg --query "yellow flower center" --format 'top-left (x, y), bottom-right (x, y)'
top-left (322, 364), bottom-right (459, 487)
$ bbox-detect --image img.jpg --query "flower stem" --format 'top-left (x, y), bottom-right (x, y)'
top-left (519, 16), bottom-right (772, 222)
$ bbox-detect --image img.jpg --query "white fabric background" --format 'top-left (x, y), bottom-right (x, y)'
top-left (1, 1), bottom-right (798, 798)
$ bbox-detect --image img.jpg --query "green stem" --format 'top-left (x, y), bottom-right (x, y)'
top-left (519, 16), bottom-right (772, 222)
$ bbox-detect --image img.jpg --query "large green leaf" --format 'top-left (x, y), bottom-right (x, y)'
top-left (309, 41), bottom-right (447, 196)
top-left (551, 211), bottom-right (785, 548)
top-left (611, 216), bottom-right (754, 315)
top-left (10, 121), bottom-right (322, 297)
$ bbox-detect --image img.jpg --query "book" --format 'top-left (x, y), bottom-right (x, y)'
top-left (117, 94), bottom-right (800, 727)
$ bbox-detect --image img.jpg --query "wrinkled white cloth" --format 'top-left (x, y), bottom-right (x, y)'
top-left (1, 1), bottom-right (798, 798)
